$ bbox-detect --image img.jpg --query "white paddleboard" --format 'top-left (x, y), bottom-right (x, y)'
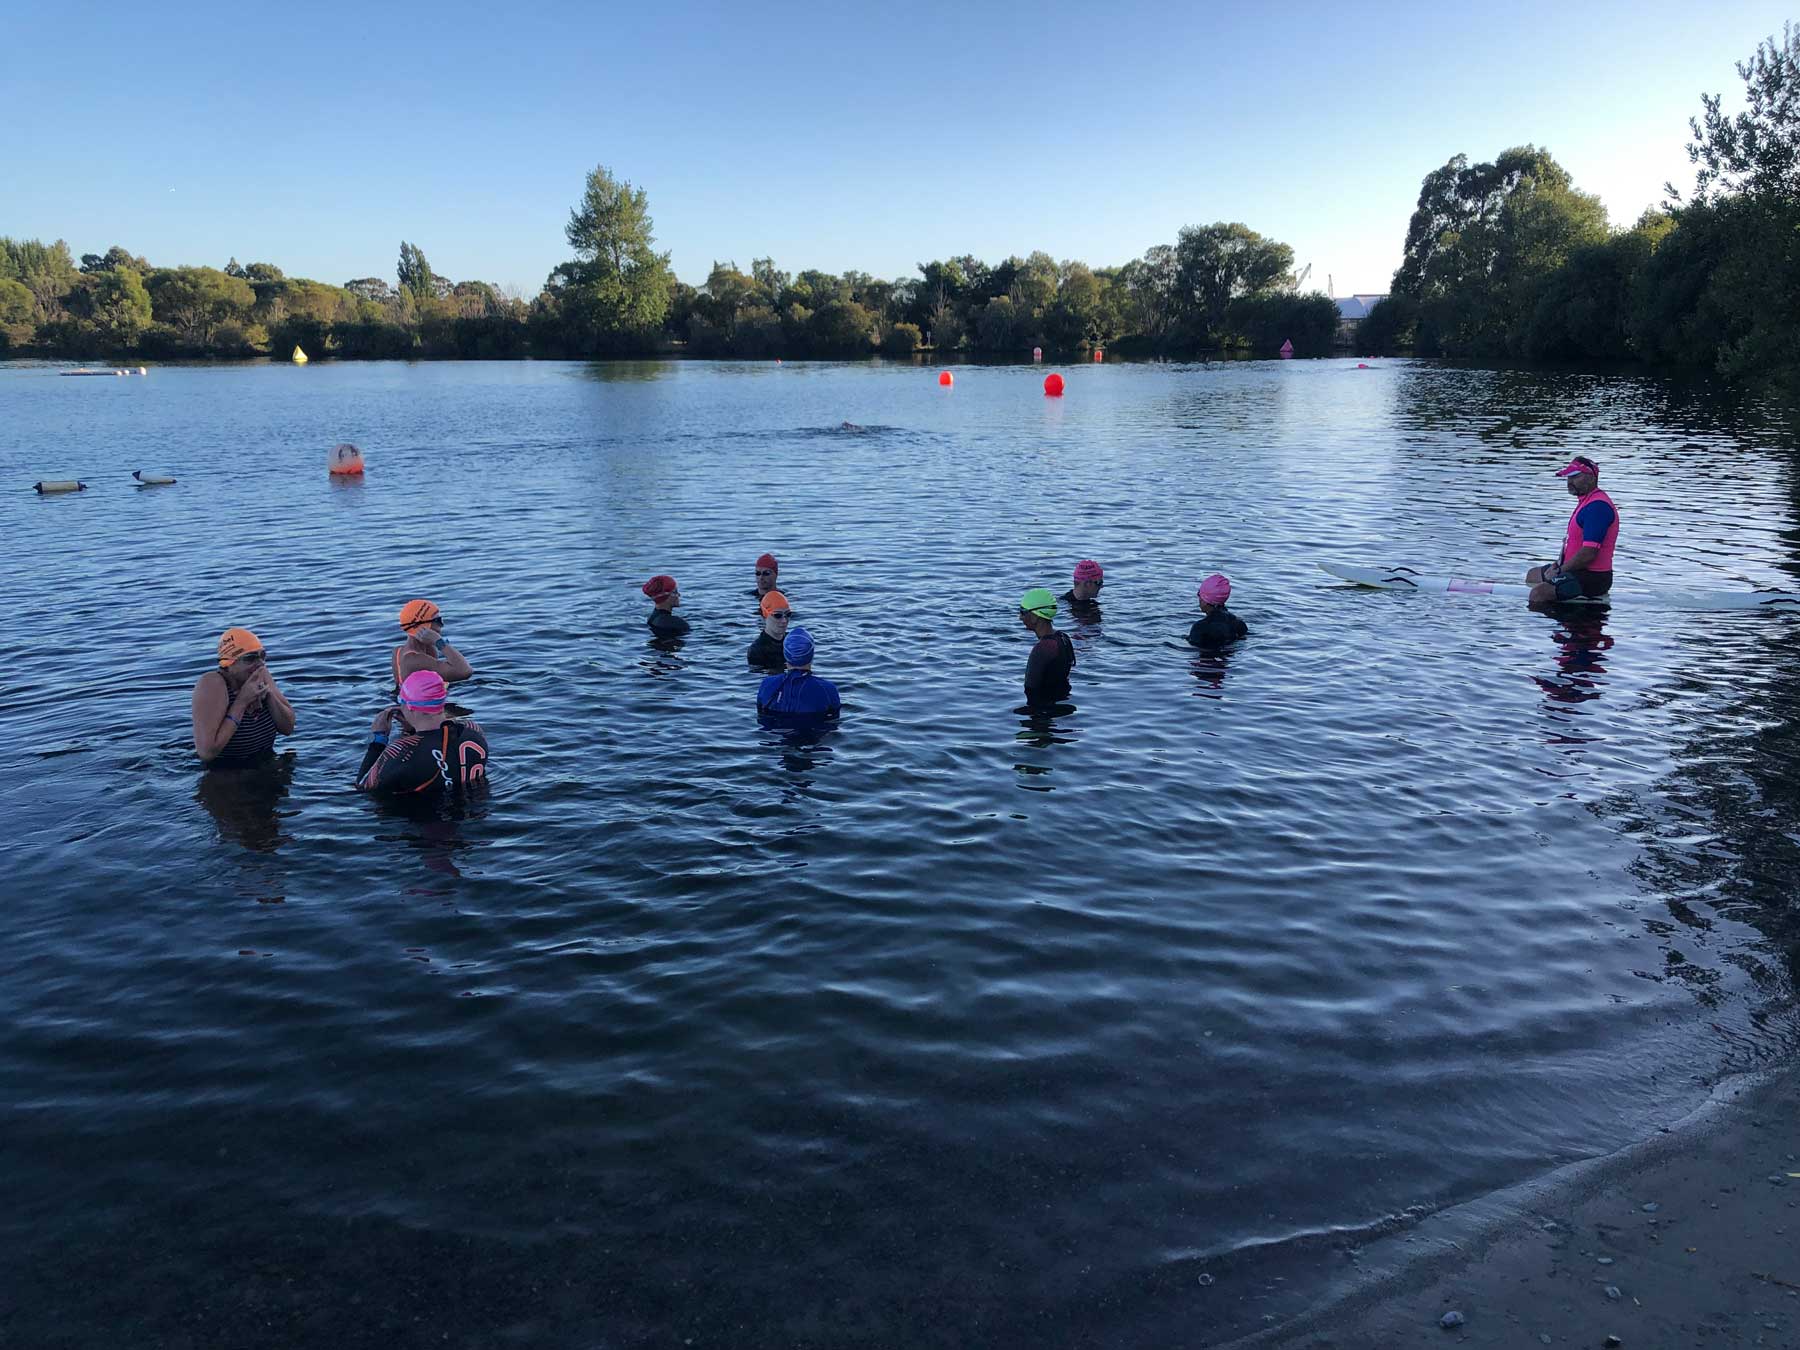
top-left (1318, 562), bottom-right (1800, 613)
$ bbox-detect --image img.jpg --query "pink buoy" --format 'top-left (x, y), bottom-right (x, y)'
top-left (1357, 362), bottom-right (1371, 369)
top-left (1279, 339), bottom-right (1294, 359)
top-left (938, 370), bottom-right (954, 387)
top-left (1044, 372), bottom-right (1065, 397)
top-left (1032, 347), bottom-right (1042, 363)
top-left (329, 443), bottom-right (365, 476)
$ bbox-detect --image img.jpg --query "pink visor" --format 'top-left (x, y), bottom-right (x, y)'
top-left (399, 670), bottom-right (447, 711)
top-left (1554, 457), bottom-right (1598, 478)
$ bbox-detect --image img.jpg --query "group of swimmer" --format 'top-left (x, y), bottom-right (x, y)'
top-left (191, 599), bottom-right (488, 795)
top-left (186, 455), bottom-right (1613, 797)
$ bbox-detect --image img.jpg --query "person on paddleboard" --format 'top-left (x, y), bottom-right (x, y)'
top-left (1526, 456), bottom-right (1618, 607)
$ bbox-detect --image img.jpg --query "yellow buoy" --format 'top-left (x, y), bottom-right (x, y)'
top-left (292, 346), bottom-right (309, 364)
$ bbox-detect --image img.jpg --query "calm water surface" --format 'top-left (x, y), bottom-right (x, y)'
top-left (2, 358), bottom-right (1798, 1346)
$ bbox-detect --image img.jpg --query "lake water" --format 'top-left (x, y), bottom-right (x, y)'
top-left (3, 357), bottom-right (1798, 1347)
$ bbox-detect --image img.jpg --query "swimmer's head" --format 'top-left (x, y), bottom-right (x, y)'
top-left (1019, 588), bottom-right (1057, 630)
top-left (1198, 574), bottom-right (1231, 609)
top-left (755, 553), bottom-right (779, 591)
top-left (643, 574), bottom-right (681, 609)
top-left (399, 598), bottom-right (442, 638)
top-left (761, 590), bottom-right (791, 636)
top-left (1072, 558), bottom-right (1104, 601)
top-left (218, 627), bottom-right (264, 669)
top-left (398, 669), bottom-right (448, 715)
top-left (782, 625), bottom-right (815, 670)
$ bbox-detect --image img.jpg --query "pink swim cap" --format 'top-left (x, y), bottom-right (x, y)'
top-left (1198, 574), bottom-right (1231, 605)
top-left (398, 669), bottom-right (447, 711)
top-left (1073, 559), bottom-right (1104, 583)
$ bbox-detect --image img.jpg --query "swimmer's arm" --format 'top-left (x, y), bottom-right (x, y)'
top-left (191, 677), bottom-right (235, 761)
top-left (1560, 544), bottom-right (1600, 575)
top-left (262, 676), bottom-right (297, 734)
top-left (436, 642), bottom-right (473, 682)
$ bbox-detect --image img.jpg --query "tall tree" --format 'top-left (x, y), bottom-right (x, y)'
top-left (557, 165), bottom-right (673, 345)
top-left (1172, 223), bottom-right (1294, 341)
top-left (1677, 22), bottom-right (1800, 206)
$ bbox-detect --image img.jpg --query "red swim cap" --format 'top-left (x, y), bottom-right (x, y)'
top-left (1073, 559), bottom-right (1104, 583)
top-left (755, 553), bottom-right (778, 572)
top-left (642, 574), bottom-right (678, 599)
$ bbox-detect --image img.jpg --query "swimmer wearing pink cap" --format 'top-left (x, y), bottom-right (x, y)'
top-left (1061, 559), bottom-right (1105, 615)
top-left (1525, 455), bottom-right (1618, 608)
top-left (1188, 574), bottom-right (1248, 649)
top-left (354, 669), bottom-right (490, 794)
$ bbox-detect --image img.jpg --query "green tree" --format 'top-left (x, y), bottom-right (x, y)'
top-left (1678, 22), bottom-right (1800, 206)
top-left (556, 164), bottom-right (673, 347)
top-left (397, 242), bottom-right (434, 302)
top-left (89, 268), bottom-right (153, 348)
top-left (1171, 223), bottom-right (1294, 345)
top-left (0, 277), bottom-right (34, 350)
top-left (1, 238), bottom-right (79, 320)
top-left (882, 322), bottom-right (923, 355)
top-left (145, 266), bottom-right (255, 348)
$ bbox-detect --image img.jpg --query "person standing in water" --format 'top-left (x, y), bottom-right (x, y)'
top-left (752, 553), bottom-right (781, 600)
top-left (749, 590), bottom-right (791, 668)
top-left (644, 574), bottom-right (690, 637)
top-left (355, 670), bottom-right (489, 795)
top-left (1526, 455), bottom-right (1618, 607)
top-left (393, 599), bottom-right (472, 692)
top-left (1061, 559), bottom-right (1105, 616)
top-left (1019, 588), bottom-right (1074, 707)
top-left (757, 626), bottom-right (841, 720)
top-left (1188, 574), bottom-right (1248, 647)
top-left (191, 627), bottom-right (297, 765)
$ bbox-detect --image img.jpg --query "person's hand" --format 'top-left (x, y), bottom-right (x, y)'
top-left (371, 705), bottom-right (399, 735)
top-left (233, 669), bottom-right (268, 709)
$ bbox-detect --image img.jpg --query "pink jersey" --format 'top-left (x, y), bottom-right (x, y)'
top-left (1562, 487), bottom-right (1619, 572)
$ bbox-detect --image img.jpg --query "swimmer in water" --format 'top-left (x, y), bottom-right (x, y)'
top-left (752, 552), bottom-right (780, 600)
top-left (1019, 588), bottom-right (1074, 707)
top-left (643, 574), bottom-right (690, 637)
top-left (192, 627), bottom-right (297, 765)
top-left (1187, 574), bottom-right (1248, 648)
top-left (1061, 559), bottom-right (1104, 615)
top-left (355, 670), bottom-right (489, 794)
top-left (749, 590), bottom-right (791, 669)
top-left (393, 599), bottom-right (472, 693)
top-left (757, 625), bottom-right (841, 720)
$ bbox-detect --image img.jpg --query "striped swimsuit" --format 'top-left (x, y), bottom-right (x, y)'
top-left (210, 670), bottom-right (279, 765)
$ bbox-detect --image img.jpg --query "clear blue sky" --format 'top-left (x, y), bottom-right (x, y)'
top-left (4, 0), bottom-right (1790, 296)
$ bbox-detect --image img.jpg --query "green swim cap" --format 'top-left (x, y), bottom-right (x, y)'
top-left (1019, 587), bottom-right (1057, 620)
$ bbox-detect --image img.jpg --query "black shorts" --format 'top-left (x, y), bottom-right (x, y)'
top-left (1552, 569), bottom-right (1613, 601)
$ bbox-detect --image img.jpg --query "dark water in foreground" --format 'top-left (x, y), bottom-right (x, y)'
top-left (2, 357), bottom-right (1798, 1347)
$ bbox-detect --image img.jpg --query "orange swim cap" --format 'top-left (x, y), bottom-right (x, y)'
top-left (218, 627), bottom-right (263, 667)
top-left (399, 599), bottom-right (441, 630)
top-left (760, 590), bottom-right (790, 618)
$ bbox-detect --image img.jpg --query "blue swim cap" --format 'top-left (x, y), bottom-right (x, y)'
top-left (783, 625), bottom-right (815, 667)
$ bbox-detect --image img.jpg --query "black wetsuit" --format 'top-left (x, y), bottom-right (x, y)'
top-left (648, 611), bottom-right (691, 638)
top-left (355, 719), bottom-right (489, 794)
top-left (1187, 608), bottom-right (1248, 648)
top-left (1024, 630), bottom-right (1075, 706)
top-left (207, 670), bottom-right (279, 766)
top-left (1059, 589), bottom-right (1102, 619)
top-left (748, 631), bottom-right (784, 668)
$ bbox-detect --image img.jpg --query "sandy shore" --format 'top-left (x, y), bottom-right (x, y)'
top-left (1241, 1065), bottom-right (1800, 1349)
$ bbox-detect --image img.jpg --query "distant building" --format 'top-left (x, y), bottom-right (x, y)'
top-left (1333, 294), bottom-right (1387, 346)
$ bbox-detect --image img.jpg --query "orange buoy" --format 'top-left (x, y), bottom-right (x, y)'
top-left (1044, 372), bottom-right (1065, 397)
top-left (329, 443), bottom-right (365, 476)
top-left (938, 370), bottom-right (953, 387)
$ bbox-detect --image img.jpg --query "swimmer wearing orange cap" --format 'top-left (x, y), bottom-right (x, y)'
top-left (191, 627), bottom-right (297, 765)
top-left (749, 590), bottom-right (791, 669)
top-left (392, 599), bottom-right (472, 694)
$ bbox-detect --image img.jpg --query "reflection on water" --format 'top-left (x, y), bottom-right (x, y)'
top-left (2, 357), bottom-right (1798, 1348)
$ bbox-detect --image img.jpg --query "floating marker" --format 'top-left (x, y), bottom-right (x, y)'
top-left (1279, 339), bottom-right (1294, 359)
top-left (1032, 347), bottom-right (1042, 363)
top-left (1093, 348), bottom-right (1104, 362)
top-left (292, 346), bottom-right (309, 364)
top-left (329, 442), bottom-right (365, 476)
top-left (938, 370), bottom-right (954, 387)
top-left (133, 470), bottom-right (176, 486)
top-left (34, 480), bottom-right (88, 494)
top-left (1044, 372), bottom-right (1065, 397)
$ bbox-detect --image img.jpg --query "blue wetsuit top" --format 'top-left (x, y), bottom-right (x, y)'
top-left (757, 671), bottom-right (841, 718)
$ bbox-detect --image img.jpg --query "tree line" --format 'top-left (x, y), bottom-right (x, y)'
top-left (1358, 23), bottom-right (1800, 387)
top-left (0, 165), bottom-right (1337, 364)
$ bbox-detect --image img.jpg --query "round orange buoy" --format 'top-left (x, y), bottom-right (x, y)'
top-left (1093, 348), bottom-right (1104, 362)
top-left (938, 370), bottom-right (953, 387)
top-left (329, 443), bottom-right (365, 476)
top-left (1044, 372), bottom-right (1065, 397)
